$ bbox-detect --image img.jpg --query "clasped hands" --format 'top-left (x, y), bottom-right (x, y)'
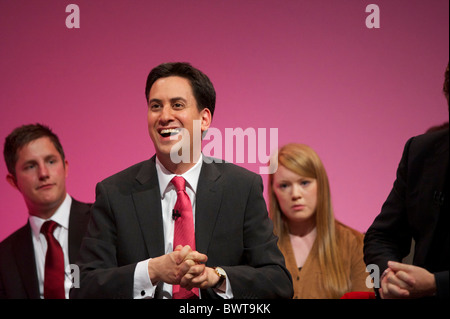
top-left (379, 261), bottom-right (436, 299)
top-left (147, 245), bottom-right (221, 291)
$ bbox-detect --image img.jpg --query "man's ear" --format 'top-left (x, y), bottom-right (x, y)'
top-left (200, 108), bottom-right (212, 133)
top-left (64, 159), bottom-right (69, 178)
top-left (6, 173), bottom-right (18, 190)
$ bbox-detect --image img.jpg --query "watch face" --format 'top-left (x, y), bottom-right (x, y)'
top-left (216, 267), bottom-right (226, 277)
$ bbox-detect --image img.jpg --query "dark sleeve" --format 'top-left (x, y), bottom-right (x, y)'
top-left (211, 174), bottom-right (293, 299)
top-left (70, 182), bottom-right (136, 299)
top-left (435, 271), bottom-right (449, 299)
top-left (0, 243), bottom-right (7, 299)
top-left (364, 137), bottom-right (414, 275)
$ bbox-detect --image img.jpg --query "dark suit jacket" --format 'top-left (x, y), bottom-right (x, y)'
top-left (0, 199), bottom-right (92, 299)
top-left (364, 128), bottom-right (449, 299)
top-left (70, 156), bottom-right (293, 299)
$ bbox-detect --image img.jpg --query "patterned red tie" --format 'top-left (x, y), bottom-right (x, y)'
top-left (41, 220), bottom-right (65, 299)
top-left (171, 176), bottom-right (199, 299)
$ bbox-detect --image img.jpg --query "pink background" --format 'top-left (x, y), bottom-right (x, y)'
top-left (1, 0), bottom-right (448, 241)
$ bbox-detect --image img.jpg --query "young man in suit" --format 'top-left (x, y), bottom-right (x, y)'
top-left (71, 62), bottom-right (293, 299)
top-left (0, 124), bottom-right (91, 299)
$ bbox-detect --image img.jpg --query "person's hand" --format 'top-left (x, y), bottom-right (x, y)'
top-left (173, 245), bottom-right (220, 290)
top-left (174, 245), bottom-right (208, 265)
top-left (147, 245), bottom-right (207, 285)
top-left (380, 261), bottom-right (436, 299)
top-left (180, 266), bottom-right (221, 291)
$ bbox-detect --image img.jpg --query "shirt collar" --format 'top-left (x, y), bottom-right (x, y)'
top-left (29, 193), bottom-right (72, 238)
top-left (155, 154), bottom-right (204, 198)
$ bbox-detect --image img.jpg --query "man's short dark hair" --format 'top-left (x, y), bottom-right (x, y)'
top-left (145, 62), bottom-right (216, 117)
top-left (3, 123), bottom-right (65, 177)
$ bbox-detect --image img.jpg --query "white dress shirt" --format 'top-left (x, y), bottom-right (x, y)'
top-left (133, 155), bottom-right (233, 299)
top-left (29, 193), bottom-right (73, 299)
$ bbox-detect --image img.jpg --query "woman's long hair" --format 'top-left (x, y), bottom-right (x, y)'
top-left (268, 143), bottom-right (350, 298)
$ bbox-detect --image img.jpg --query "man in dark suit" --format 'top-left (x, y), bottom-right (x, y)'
top-left (71, 62), bottom-right (293, 299)
top-left (0, 124), bottom-right (91, 299)
top-left (364, 63), bottom-right (449, 299)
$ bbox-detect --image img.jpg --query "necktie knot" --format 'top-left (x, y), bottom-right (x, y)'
top-left (41, 220), bottom-right (58, 237)
top-left (171, 176), bottom-right (186, 193)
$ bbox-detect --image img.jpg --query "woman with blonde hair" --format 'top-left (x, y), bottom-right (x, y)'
top-left (268, 143), bottom-right (371, 298)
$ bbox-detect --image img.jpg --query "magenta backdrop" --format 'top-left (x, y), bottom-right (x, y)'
top-left (0, 0), bottom-right (448, 241)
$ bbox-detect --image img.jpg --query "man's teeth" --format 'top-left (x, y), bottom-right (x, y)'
top-left (160, 128), bottom-right (181, 136)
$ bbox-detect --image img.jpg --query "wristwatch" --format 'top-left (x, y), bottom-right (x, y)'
top-left (213, 267), bottom-right (226, 289)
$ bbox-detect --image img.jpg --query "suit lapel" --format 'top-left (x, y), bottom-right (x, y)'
top-left (132, 157), bottom-right (165, 258)
top-left (195, 158), bottom-right (223, 255)
top-left (12, 223), bottom-right (40, 299)
top-left (68, 199), bottom-right (91, 264)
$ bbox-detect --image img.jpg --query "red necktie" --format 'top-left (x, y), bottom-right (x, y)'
top-left (41, 220), bottom-right (66, 299)
top-left (171, 176), bottom-right (198, 299)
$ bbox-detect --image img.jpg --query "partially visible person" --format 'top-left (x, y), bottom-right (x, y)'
top-left (0, 124), bottom-right (91, 299)
top-left (268, 143), bottom-right (371, 299)
top-left (364, 62), bottom-right (449, 299)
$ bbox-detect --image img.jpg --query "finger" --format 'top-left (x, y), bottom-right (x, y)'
top-left (386, 272), bottom-right (411, 290)
top-left (388, 261), bottom-right (412, 273)
top-left (181, 266), bottom-right (208, 289)
top-left (190, 270), bottom-right (209, 287)
top-left (184, 251), bottom-right (208, 264)
top-left (181, 259), bottom-right (196, 271)
top-left (386, 282), bottom-right (410, 298)
top-left (381, 284), bottom-right (390, 298)
top-left (394, 270), bottom-right (415, 287)
top-left (180, 272), bottom-right (195, 289)
top-left (175, 245), bottom-right (193, 264)
top-left (186, 264), bottom-right (206, 276)
top-left (381, 274), bottom-right (390, 297)
top-left (176, 259), bottom-right (196, 281)
top-left (180, 268), bottom-right (203, 290)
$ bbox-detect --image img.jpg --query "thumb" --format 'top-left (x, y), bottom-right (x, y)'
top-left (387, 261), bottom-right (410, 272)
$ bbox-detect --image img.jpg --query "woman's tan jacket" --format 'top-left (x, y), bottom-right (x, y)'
top-left (278, 222), bottom-right (372, 299)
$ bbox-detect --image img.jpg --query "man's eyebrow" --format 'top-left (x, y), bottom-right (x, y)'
top-left (21, 159), bottom-right (37, 167)
top-left (45, 154), bottom-right (58, 161)
top-left (148, 98), bottom-right (162, 104)
top-left (21, 154), bottom-right (58, 165)
top-left (148, 97), bottom-right (187, 104)
top-left (170, 97), bottom-right (187, 103)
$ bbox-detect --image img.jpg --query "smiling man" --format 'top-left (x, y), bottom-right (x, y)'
top-left (147, 75), bottom-right (211, 173)
top-left (0, 124), bottom-right (91, 299)
top-left (71, 62), bottom-right (293, 299)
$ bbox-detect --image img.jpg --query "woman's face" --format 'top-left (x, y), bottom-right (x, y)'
top-left (272, 165), bottom-right (318, 225)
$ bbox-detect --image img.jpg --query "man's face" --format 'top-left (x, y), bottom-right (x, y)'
top-left (147, 76), bottom-right (211, 163)
top-left (7, 137), bottom-right (68, 217)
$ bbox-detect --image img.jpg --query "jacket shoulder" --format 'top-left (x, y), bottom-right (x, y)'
top-left (409, 127), bottom-right (449, 152)
top-left (99, 159), bottom-right (153, 186)
top-left (0, 224), bottom-right (30, 251)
